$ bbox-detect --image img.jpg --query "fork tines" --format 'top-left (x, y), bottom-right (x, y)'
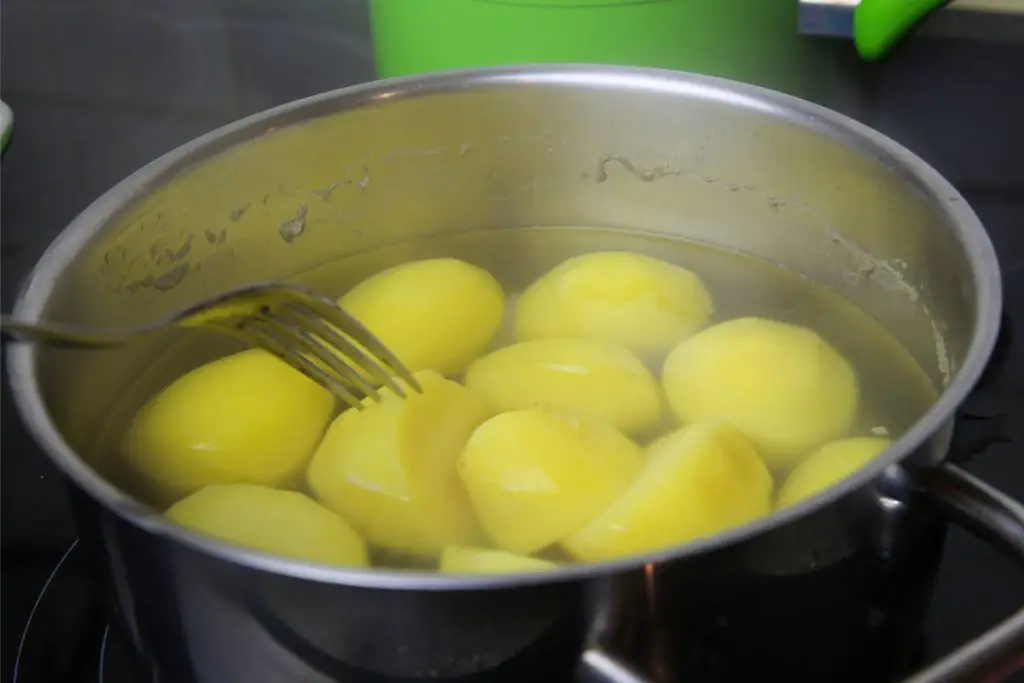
top-left (225, 286), bottom-right (420, 410)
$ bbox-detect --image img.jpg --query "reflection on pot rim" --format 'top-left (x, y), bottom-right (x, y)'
top-left (5, 64), bottom-right (1003, 590)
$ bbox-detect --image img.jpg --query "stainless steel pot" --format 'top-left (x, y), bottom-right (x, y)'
top-left (8, 66), bottom-right (1024, 683)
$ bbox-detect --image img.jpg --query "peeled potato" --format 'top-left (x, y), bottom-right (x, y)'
top-left (123, 349), bottom-right (335, 504)
top-left (464, 338), bottom-right (662, 435)
top-left (777, 437), bottom-right (892, 508)
top-left (458, 407), bottom-right (643, 555)
top-left (514, 251), bottom-right (713, 358)
top-left (563, 421), bottom-right (772, 562)
top-left (662, 317), bottom-right (858, 469)
top-left (339, 258), bottom-right (505, 375)
top-left (166, 484), bottom-right (368, 567)
top-left (439, 546), bottom-right (557, 574)
top-left (307, 370), bottom-right (492, 557)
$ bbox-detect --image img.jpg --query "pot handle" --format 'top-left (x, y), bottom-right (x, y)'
top-left (904, 463), bottom-right (1024, 683)
top-left (576, 462), bottom-right (1024, 683)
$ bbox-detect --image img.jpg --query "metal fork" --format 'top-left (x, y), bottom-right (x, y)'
top-left (0, 283), bottom-right (421, 410)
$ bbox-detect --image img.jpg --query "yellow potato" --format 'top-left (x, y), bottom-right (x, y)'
top-left (464, 338), bottom-right (662, 436)
top-left (777, 437), bottom-right (892, 508)
top-left (458, 407), bottom-right (643, 555)
top-left (339, 258), bottom-right (505, 375)
top-left (661, 317), bottom-right (859, 469)
top-left (166, 484), bottom-right (368, 567)
top-left (307, 370), bottom-right (492, 557)
top-left (123, 349), bottom-right (335, 504)
top-left (439, 546), bottom-right (557, 574)
top-left (514, 251), bottom-right (713, 358)
top-left (563, 421), bottom-right (772, 562)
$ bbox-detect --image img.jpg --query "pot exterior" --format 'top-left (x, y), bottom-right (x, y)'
top-left (75, 452), bottom-right (947, 682)
top-left (8, 67), bottom-right (1002, 683)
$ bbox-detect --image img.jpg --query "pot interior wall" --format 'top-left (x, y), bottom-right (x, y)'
top-left (28, 72), bottom-right (977, 479)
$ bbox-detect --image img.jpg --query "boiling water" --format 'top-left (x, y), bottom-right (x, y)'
top-left (285, 225), bottom-right (937, 439)
top-left (98, 226), bottom-right (938, 538)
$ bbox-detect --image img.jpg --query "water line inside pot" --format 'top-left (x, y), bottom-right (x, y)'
top-left (88, 225), bottom-right (939, 571)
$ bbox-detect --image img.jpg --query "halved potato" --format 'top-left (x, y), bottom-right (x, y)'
top-left (339, 258), bottom-right (505, 375)
top-left (662, 317), bottom-right (859, 469)
top-left (166, 483), bottom-right (368, 567)
top-left (777, 436), bottom-right (892, 508)
top-left (563, 421), bottom-right (773, 562)
top-left (439, 546), bottom-right (557, 574)
top-left (464, 337), bottom-right (662, 436)
top-left (514, 251), bottom-right (713, 359)
top-left (458, 407), bottom-right (643, 555)
top-left (123, 349), bottom-right (335, 504)
top-left (307, 370), bottom-right (492, 557)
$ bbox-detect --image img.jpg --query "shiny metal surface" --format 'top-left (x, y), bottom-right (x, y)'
top-left (1, 282), bottom-right (420, 408)
top-left (5, 65), bottom-right (1020, 682)
top-left (579, 648), bottom-right (648, 683)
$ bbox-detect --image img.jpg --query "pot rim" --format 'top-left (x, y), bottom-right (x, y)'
top-left (7, 64), bottom-right (1003, 591)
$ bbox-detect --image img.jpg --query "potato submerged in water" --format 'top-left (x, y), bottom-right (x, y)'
top-left (124, 349), bottom-right (335, 504)
top-left (662, 317), bottom-right (858, 469)
top-left (514, 251), bottom-right (713, 358)
top-left (339, 258), bottom-right (505, 375)
top-left (439, 546), bottom-right (557, 574)
top-left (458, 407), bottom-right (643, 555)
top-left (307, 370), bottom-right (492, 557)
top-left (464, 338), bottom-right (662, 436)
top-left (777, 436), bottom-right (892, 508)
top-left (166, 483), bottom-right (368, 567)
top-left (563, 421), bottom-right (772, 562)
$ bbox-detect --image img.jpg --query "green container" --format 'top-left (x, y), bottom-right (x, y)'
top-left (369, 0), bottom-right (840, 99)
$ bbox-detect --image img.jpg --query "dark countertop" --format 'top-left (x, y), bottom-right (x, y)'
top-left (2, 2), bottom-right (1023, 682)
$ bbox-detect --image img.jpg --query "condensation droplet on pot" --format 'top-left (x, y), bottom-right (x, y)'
top-left (164, 235), bottom-right (193, 263)
top-left (594, 154), bottom-right (682, 184)
top-left (153, 263), bottom-right (189, 291)
top-left (313, 182), bottom-right (337, 200)
top-left (279, 204), bottom-right (307, 244)
top-left (230, 204), bottom-right (249, 222)
top-left (125, 263), bottom-right (191, 294)
top-left (204, 228), bottom-right (227, 244)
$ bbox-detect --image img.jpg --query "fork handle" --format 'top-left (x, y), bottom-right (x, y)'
top-left (0, 315), bottom-right (132, 349)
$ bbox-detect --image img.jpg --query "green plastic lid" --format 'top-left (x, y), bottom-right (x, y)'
top-left (853, 0), bottom-right (951, 61)
top-left (475, 0), bottom-right (668, 5)
top-left (0, 100), bottom-right (12, 154)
